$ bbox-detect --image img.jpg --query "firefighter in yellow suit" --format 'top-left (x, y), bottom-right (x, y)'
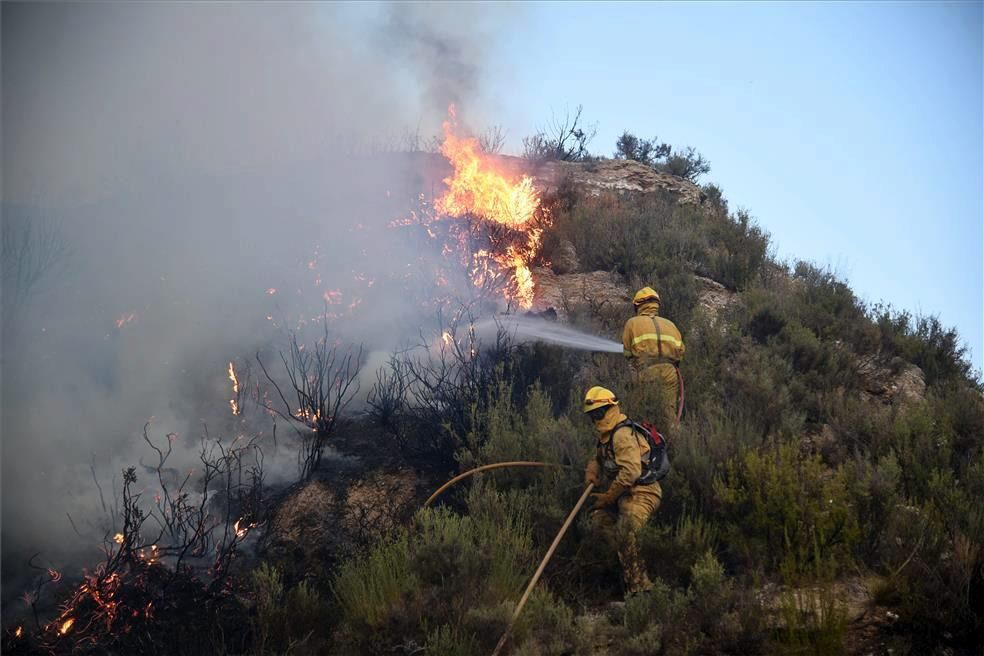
top-left (622, 287), bottom-right (685, 425)
top-left (583, 386), bottom-right (661, 596)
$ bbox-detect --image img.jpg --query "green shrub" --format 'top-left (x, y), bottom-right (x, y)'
top-left (875, 308), bottom-right (976, 387)
top-left (713, 443), bottom-right (860, 579)
top-left (423, 623), bottom-right (481, 656)
top-left (719, 343), bottom-right (805, 440)
top-left (545, 191), bottom-right (769, 291)
top-left (874, 453), bottom-right (984, 648)
top-left (701, 182), bottom-right (728, 214)
top-left (333, 498), bottom-right (585, 654)
top-left (511, 590), bottom-right (588, 655)
top-left (772, 585), bottom-right (848, 656)
top-left (606, 554), bottom-right (761, 656)
top-left (638, 515), bottom-right (719, 588)
top-left (250, 563), bottom-right (330, 655)
top-left (332, 531), bottom-right (416, 631)
top-left (790, 262), bottom-right (870, 345)
top-left (705, 208), bottom-right (770, 290)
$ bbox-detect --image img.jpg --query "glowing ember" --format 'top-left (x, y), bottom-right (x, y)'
top-left (15, 626), bottom-right (23, 638)
top-left (59, 618), bottom-right (74, 635)
top-left (433, 105), bottom-right (546, 309)
top-left (113, 533), bottom-right (124, 544)
top-left (115, 313), bottom-right (137, 329)
top-left (234, 519), bottom-right (249, 539)
top-left (47, 568), bottom-right (62, 583)
top-left (441, 331), bottom-right (452, 346)
top-left (296, 407), bottom-right (321, 429)
top-left (227, 362), bottom-right (241, 416)
top-left (266, 288), bottom-right (277, 295)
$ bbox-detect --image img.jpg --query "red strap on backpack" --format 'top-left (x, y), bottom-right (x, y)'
top-left (640, 422), bottom-right (665, 446)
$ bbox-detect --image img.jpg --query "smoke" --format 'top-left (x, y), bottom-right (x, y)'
top-left (1, 1), bottom-right (515, 607)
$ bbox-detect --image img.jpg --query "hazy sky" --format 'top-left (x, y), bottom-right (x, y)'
top-left (477, 1), bottom-right (982, 373)
top-left (7, 2), bottom-right (980, 371)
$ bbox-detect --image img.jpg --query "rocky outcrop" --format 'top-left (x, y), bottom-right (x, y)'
top-left (551, 239), bottom-right (581, 275)
top-left (532, 269), bottom-right (738, 323)
top-left (857, 355), bottom-right (926, 404)
top-left (392, 152), bottom-right (706, 208)
top-left (531, 268), bottom-right (630, 318)
top-left (537, 158), bottom-right (705, 206)
top-left (261, 468), bottom-right (417, 580)
top-left (695, 275), bottom-right (739, 324)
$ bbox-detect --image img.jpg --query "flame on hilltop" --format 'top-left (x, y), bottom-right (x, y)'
top-left (434, 106), bottom-right (546, 309)
top-left (435, 108), bottom-right (540, 227)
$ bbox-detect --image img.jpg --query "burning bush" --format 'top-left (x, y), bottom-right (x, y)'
top-left (390, 106), bottom-right (554, 312)
top-left (6, 428), bottom-right (264, 655)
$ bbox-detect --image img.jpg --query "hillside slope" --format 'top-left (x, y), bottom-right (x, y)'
top-left (6, 157), bottom-right (981, 656)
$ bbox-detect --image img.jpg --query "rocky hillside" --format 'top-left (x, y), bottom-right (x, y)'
top-left (7, 151), bottom-right (980, 656)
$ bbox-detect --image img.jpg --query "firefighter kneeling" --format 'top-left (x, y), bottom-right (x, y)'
top-left (583, 386), bottom-right (669, 597)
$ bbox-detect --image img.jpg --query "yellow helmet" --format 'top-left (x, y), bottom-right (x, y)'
top-left (583, 386), bottom-right (619, 414)
top-left (632, 286), bottom-right (661, 307)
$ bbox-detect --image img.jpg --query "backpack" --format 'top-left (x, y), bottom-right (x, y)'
top-left (615, 419), bottom-right (671, 485)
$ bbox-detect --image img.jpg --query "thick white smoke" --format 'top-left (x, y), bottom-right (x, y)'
top-left (1, 1), bottom-right (515, 608)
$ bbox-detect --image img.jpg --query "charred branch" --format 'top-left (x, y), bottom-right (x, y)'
top-left (256, 316), bottom-right (363, 481)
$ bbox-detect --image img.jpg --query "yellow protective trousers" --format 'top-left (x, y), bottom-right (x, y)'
top-left (639, 362), bottom-right (680, 426)
top-left (590, 482), bottom-right (661, 595)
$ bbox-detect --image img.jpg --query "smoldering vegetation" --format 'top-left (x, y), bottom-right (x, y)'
top-left (1, 1), bottom-right (514, 614)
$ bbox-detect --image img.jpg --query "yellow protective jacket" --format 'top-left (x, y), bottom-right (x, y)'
top-left (622, 302), bottom-right (685, 368)
top-left (585, 409), bottom-right (660, 494)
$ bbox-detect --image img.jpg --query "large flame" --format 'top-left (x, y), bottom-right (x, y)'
top-left (434, 106), bottom-right (545, 309)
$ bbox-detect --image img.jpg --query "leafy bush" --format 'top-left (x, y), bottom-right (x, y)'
top-left (332, 507), bottom-right (535, 652)
top-left (713, 443), bottom-right (860, 579)
top-left (875, 307), bottom-right (976, 388)
top-left (614, 131), bottom-right (671, 166)
top-left (663, 147), bottom-right (711, 182)
top-left (773, 586), bottom-right (848, 656)
top-left (701, 183), bottom-right (728, 214)
top-left (605, 553), bottom-right (762, 656)
top-left (250, 563), bottom-right (331, 655)
top-left (610, 131), bottom-right (711, 182)
top-left (545, 191), bottom-right (770, 292)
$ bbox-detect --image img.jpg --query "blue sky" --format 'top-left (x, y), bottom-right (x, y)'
top-left (481, 1), bottom-right (983, 374)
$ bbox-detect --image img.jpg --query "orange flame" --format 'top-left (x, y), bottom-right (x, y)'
top-left (15, 626), bottom-right (23, 638)
top-left (227, 362), bottom-right (240, 416)
top-left (234, 518), bottom-right (258, 539)
top-left (59, 618), bottom-right (74, 635)
top-left (113, 533), bottom-right (124, 545)
top-left (434, 106), bottom-right (545, 309)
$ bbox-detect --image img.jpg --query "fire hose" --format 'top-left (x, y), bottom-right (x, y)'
top-left (423, 461), bottom-right (574, 508)
top-left (490, 483), bottom-right (594, 656)
top-left (423, 466), bottom-right (592, 655)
